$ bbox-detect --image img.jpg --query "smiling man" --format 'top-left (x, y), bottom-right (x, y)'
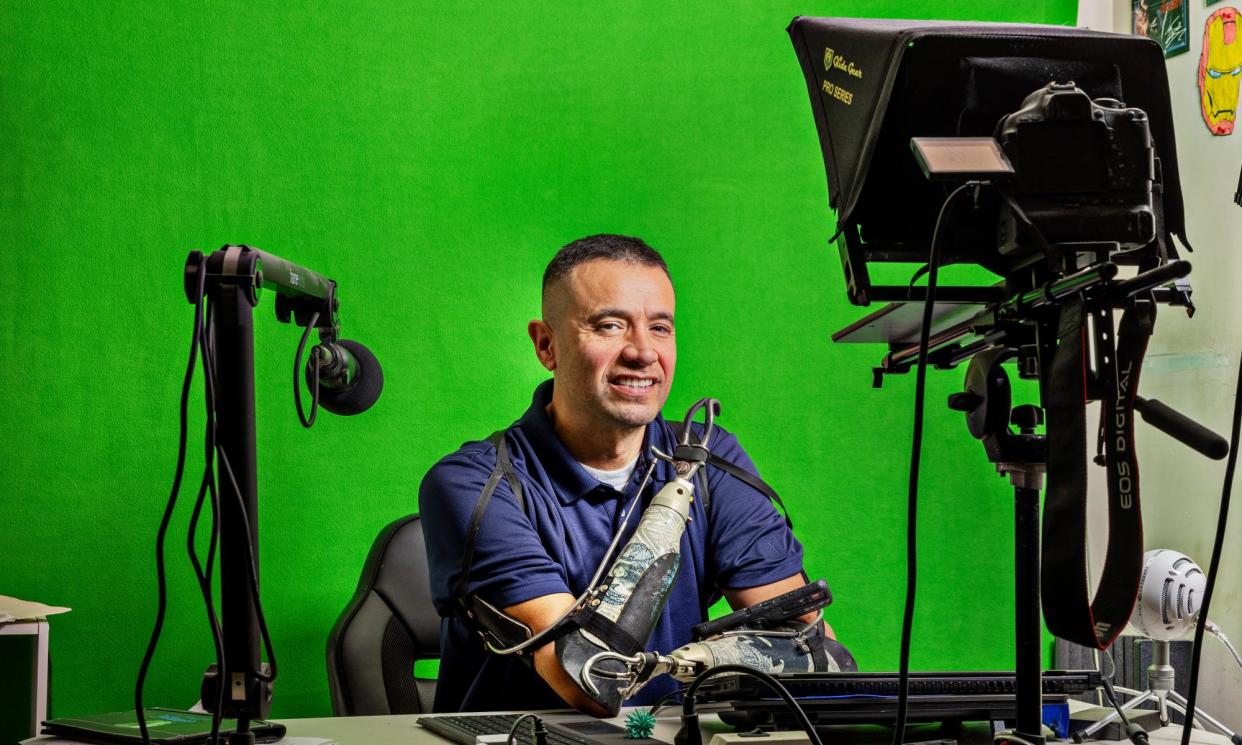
top-left (420, 234), bottom-right (837, 713)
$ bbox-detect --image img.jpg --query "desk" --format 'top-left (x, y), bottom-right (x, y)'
top-left (20, 706), bottom-right (1238, 745)
top-left (276, 710), bottom-right (1235, 745)
top-left (1, 618), bottom-right (50, 739)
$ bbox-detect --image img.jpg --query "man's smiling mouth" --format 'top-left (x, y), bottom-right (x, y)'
top-left (612, 377), bottom-right (656, 389)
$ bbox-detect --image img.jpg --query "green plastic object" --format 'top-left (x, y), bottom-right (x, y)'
top-left (624, 709), bottom-right (657, 739)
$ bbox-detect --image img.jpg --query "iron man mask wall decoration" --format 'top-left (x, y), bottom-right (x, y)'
top-left (1199, 7), bottom-right (1242, 135)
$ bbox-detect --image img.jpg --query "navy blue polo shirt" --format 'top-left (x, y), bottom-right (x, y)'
top-left (419, 380), bottom-right (804, 711)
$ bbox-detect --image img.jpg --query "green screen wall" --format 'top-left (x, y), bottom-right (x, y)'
top-left (1, 0), bottom-right (1076, 721)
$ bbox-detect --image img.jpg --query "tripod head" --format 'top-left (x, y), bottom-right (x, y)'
top-left (948, 346), bottom-right (1046, 470)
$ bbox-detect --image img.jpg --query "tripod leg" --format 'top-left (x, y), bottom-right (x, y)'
top-left (1076, 690), bottom-right (1155, 740)
top-left (1114, 685), bottom-right (1168, 726)
top-left (1164, 691), bottom-right (1239, 739)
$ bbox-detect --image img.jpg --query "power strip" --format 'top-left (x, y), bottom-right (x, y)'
top-left (709, 733), bottom-right (957, 745)
top-left (708, 732), bottom-right (813, 745)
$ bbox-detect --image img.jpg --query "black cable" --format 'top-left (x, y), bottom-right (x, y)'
top-left (649, 685), bottom-right (689, 716)
top-left (135, 254), bottom-right (206, 744)
top-left (187, 473), bottom-right (225, 738)
top-left (1098, 649), bottom-right (1116, 707)
top-left (677, 665), bottom-right (823, 745)
top-left (200, 310), bottom-right (280, 685)
top-left (1100, 677), bottom-right (1133, 727)
top-left (893, 182), bottom-right (976, 745)
top-left (1232, 161), bottom-right (1241, 207)
top-left (186, 472), bottom-right (226, 744)
top-left (1180, 344), bottom-right (1242, 745)
top-left (192, 302), bottom-right (226, 742)
top-left (293, 311), bottom-right (321, 428)
top-left (507, 713), bottom-right (545, 745)
top-left (1099, 678), bottom-right (1150, 745)
top-left (211, 444), bottom-right (280, 682)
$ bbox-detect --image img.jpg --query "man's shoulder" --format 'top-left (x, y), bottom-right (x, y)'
top-left (421, 436), bottom-right (502, 490)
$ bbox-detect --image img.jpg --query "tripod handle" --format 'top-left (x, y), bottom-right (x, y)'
top-left (1135, 397), bottom-right (1229, 460)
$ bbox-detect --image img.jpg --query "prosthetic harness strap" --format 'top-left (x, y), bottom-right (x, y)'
top-left (567, 606), bottom-right (645, 657)
top-left (455, 430), bottom-right (525, 616)
top-left (1041, 298), bottom-right (1153, 650)
top-left (667, 422), bottom-right (794, 530)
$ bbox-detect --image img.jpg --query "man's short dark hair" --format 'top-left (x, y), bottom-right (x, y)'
top-left (542, 234), bottom-right (670, 293)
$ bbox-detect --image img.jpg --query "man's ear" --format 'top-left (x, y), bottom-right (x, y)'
top-left (528, 319), bottom-right (556, 371)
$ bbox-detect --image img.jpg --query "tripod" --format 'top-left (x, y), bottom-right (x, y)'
top-left (1078, 640), bottom-right (1241, 743)
top-left (912, 251), bottom-right (1213, 744)
top-left (948, 344), bottom-right (1050, 745)
top-left (938, 254), bottom-right (1190, 743)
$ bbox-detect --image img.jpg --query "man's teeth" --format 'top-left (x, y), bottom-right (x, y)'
top-left (615, 378), bottom-right (654, 388)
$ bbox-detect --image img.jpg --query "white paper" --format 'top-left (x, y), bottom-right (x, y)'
top-left (0, 594), bottom-right (71, 623)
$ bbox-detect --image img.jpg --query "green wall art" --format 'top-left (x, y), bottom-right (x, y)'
top-left (1134, 0), bottom-right (1191, 57)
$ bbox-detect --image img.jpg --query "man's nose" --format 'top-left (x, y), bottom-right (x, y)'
top-left (622, 329), bottom-right (659, 366)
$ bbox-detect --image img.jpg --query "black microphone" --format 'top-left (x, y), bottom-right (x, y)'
top-left (305, 340), bottom-right (384, 415)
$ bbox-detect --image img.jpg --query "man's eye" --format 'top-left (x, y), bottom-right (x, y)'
top-left (597, 321), bottom-right (624, 332)
top-left (652, 324), bottom-right (674, 335)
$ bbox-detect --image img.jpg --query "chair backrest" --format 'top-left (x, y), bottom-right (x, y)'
top-left (326, 514), bottom-right (440, 715)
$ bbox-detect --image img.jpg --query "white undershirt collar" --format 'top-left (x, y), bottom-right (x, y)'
top-left (578, 455), bottom-right (640, 492)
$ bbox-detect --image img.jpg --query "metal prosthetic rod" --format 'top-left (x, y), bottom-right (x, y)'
top-left (557, 475), bottom-right (696, 714)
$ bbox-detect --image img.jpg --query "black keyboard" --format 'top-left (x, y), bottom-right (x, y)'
top-left (698, 670), bottom-right (1101, 728)
top-left (419, 714), bottom-right (632, 745)
top-left (699, 669), bottom-right (1100, 700)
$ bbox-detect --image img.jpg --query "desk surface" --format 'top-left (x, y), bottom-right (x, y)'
top-left (277, 710), bottom-right (1233, 745)
top-left (22, 707), bottom-right (1234, 745)
top-left (278, 709), bottom-right (716, 745)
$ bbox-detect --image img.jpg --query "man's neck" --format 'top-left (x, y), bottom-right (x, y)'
top-left (546, 402), bottom-right (646, 470)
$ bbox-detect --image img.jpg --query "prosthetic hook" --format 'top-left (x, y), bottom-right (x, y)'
top-left (579, 595), bottom-right (855, 705)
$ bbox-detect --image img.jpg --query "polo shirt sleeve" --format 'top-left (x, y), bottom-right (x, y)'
top-left (419, 444), bottom-right (571, 617)
top-left (703, 430), bottom-right (806, 590)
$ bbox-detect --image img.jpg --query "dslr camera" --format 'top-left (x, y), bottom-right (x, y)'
top-left (997, 82), bottom-right (1158, 260)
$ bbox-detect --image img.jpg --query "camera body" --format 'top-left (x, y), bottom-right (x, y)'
top-left (996, 82), bottom-right (1157, 259)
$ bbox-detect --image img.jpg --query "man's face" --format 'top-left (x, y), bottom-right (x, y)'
top-left (535, 259), bottom-right (676, 431)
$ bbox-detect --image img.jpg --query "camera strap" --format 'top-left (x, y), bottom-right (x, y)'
top-left (1041, 298), bottom-right (1152, 650)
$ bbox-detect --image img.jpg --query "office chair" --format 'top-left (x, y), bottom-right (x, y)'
top-left (327, 514), bottom-right (440, 715)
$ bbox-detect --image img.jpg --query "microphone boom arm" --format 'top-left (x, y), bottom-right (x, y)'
top-left (185, 245), bottom-right (342, 340)
top-left (252, 248), bottom-right (342, 342)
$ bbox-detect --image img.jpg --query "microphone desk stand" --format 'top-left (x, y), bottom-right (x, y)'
top-left (185, 246), bottom-right (338, 745)
top-left (1077, 640), bottom-right (1240, 743)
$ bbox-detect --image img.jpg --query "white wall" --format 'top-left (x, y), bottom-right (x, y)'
top-left (1080, 0), bottom-right (1242, 730)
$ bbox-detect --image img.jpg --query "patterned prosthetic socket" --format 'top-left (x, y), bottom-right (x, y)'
top-left (662, 620), bottom-right (858, 682)
top-left (555, 477), bottom-right (694, 715)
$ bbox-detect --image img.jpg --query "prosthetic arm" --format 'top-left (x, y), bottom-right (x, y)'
top-left (568, 581), bottom-right (853, 713)
top-left (467, 399), bottom-right (849, 715)
top-left (555, 467), bottom-right (696, 712)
